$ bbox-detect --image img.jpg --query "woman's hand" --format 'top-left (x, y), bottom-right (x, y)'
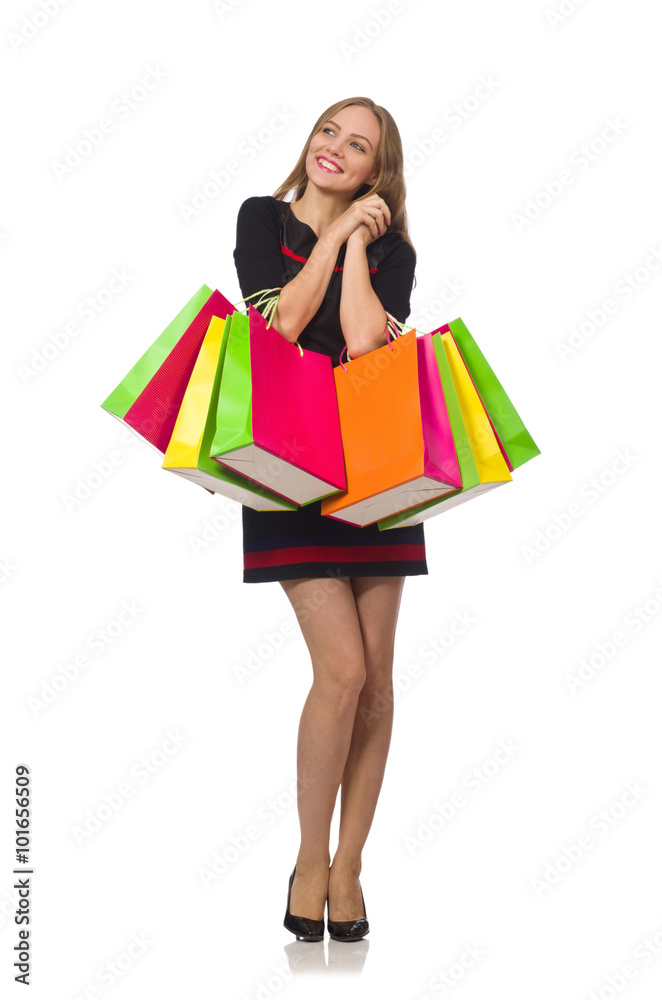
top-left (346, 223), bottom-right (379, 249)
top-left (326, 193), bottom-right (392, 246)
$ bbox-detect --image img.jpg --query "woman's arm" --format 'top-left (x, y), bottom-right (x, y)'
top-left (339, 231), bottom-right (389, 359)
top-left (271, 232), bottom-right (343, 343)
top-left (339, 230), bottom-right (416, 359)
top-left (234, 196), bottom-right (344, 344)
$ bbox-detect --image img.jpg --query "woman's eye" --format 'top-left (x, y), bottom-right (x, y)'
top-left (322, 127), bottom-right (364, 152)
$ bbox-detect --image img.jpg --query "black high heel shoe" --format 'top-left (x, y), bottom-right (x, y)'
top-left (327, 877), bottom-right (370, 942)
top-left (283, 865), bottom-right (325, 941)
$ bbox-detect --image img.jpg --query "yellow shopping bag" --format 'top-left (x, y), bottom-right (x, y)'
top-left (378, 330), bottom-right (512, 528)
top-left (161, 314), bottom-right (297, 511)
top-left (441, 329), bottom-right (512, 491)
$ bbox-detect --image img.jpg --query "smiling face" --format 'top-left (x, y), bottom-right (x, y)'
top-left (306, 105), bottom-right (381, 196)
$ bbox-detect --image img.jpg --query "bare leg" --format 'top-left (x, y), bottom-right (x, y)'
top-left (328, 576), bottom-right (406, 921)
top-left (279, 575), bottom-right (366, 919)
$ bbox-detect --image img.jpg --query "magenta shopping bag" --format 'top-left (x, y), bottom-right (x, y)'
top-left (101, 285), bottom-right (235, 453)
top-left (211, 304), bottom-right (346, 505)
top-left (321, 328), bottom-right (462, 526)
top-left (417, 331), bottom-right (462, 496)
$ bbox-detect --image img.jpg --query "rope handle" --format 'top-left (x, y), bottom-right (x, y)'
top-left (232, 288), bottom-right (303, 357)
top-left (338, 311), bottom-right (416, 371)
top-left (233, 292), bottom-right (419, 368)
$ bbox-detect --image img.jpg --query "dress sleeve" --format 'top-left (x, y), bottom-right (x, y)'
top-left (371, 235), bottom-right (416, 328)
top-left (233, 196), bottom-right (286, 304)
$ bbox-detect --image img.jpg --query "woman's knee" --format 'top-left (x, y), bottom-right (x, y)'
top-left (312, 654), bottom-right (367, 703)
top-left (361, 648), bottom-right (395, 696)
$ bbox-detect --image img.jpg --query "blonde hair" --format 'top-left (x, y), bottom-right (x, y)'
top-left (272, 96), bottom-right (416, 288)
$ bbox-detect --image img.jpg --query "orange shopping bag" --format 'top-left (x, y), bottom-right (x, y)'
top-left (320, 329), bottom-right (460, 526)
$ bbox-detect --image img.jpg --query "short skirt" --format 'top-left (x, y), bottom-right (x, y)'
top-left (242, 499), bottom-right (428, 583)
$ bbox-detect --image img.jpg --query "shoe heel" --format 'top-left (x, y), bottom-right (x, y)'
top-left (283, 864), bottom-right (325, 942)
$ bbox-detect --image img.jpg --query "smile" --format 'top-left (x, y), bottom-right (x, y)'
top-left (317, 156), bottom-right (343, 174)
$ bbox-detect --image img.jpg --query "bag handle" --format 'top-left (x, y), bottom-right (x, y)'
top-left (232, 287), bottom-right (281, 325)
top-left (338, 311), bottom-right (416, 371)
top-left (232, 288), bottom-right (304, 357)
top-left (234, 291), bottom-right (419, 368)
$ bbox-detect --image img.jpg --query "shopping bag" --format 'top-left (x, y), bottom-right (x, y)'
top-left (161, 313), bottom-right (297, 511)
top-left (319, 328), bottom-right (462, 527)
top-left (444, 317), bottom-right (540, 470)
top-left (209, 303), bottom-right (346, 506)
top-left (101, 284), bottom-right (234, 453)
top-left (378, 328), bottom-right (512, 528)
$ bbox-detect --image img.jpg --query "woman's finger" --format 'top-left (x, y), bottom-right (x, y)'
top-left (365, 207), bottom-right (386, 235)
top-left (362, 209), bottom-right (380, 236)
top-left (362, 195), bottom-right (391, 226)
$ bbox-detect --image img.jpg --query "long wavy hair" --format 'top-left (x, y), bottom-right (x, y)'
top-left (272, 96), bottom-right (416, 288)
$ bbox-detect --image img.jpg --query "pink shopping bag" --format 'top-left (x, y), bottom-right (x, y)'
top-left (211, 304), bottom-right (346, 505)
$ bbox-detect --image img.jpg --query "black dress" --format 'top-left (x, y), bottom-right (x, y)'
top-left (233, 194), bottom-right (428, 584)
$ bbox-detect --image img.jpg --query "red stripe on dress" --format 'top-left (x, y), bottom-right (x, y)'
top-left (280, 243), bottom-right (377, 273)
top-left (244, 543), bottom-right (425, 568)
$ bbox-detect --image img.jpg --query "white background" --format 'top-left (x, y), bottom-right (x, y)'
top-left (3, 0), bottom-right (661, 996)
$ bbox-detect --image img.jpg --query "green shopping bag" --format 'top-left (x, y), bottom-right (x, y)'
top-left (209, 304), bottom-right (346, 507)
top-left (100, 284), bottom-right (234, 453)
top-left (378, 330), bottom-right (495, 529)
top-left (447, 317), bottom-right (540, 471)
top-left (162, 313), bottom-right (297, 510)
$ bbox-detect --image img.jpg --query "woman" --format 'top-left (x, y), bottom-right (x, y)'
top-left (233, 97), bottom-right (428, 942)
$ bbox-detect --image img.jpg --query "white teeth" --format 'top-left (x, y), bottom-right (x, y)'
top-left (318, 157), bottom-right (341, 173)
